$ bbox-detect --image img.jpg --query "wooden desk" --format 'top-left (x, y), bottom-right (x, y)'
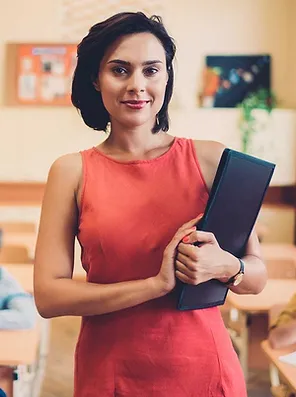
top-left (228, 279), bottom-right (296, 313)
top-left (227, 279), bottom-right (296, 378)
top-left (0, 264), bottom-right (38, 397)
top-left (261, 340), bottom-right (296, 393)
top-left (0, 328), bottom-right (39, 367)
top-left (0, 263), bottom-right (85, 396)
top-left (0, 327), bottom-right (40, 397)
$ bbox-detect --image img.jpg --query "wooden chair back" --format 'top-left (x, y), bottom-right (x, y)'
top-left (265, 258), bottom-right (296, 279)
top-left (0, 245), bottom-right (31, 264)
top-left (0, 222), bottom-right (36, 234)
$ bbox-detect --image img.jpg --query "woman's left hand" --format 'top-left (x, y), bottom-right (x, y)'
top-left (175, 230), bottom-right (239, 285)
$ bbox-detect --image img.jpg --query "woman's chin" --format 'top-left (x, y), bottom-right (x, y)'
top-left (117, 115), bottom-right (155, 129)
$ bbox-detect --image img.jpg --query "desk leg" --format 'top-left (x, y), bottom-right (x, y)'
top-left (0, 367), bottom-right (13, 397)
top-left (12, 365), bottom-right (33, 397)
top-left (12, 366), bottom-right (25, 397)
top-left (269, 364), bottom-right (280, 387)
top-left (30, 317), bottom-right (51, 397)
top-left (227, 310), bottom-right (250, 380)
top-left (239, 312), bottom-right (249, 380)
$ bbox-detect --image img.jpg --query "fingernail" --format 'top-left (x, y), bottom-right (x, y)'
top-left (183, 236), bottom-right (190, 242)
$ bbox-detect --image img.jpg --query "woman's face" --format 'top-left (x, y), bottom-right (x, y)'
top-left (97, 32), bottom-right (168, 129)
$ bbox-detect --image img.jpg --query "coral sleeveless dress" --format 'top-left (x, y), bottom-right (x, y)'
top-left (76, 137), bottom-right (247, 397)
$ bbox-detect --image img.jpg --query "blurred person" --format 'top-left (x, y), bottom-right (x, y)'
top-left (268, 296), bottom-right (296, 397)
top-left (34, 12), bottom-right (267, 397)
top-left (269, 294), bottom-right (296, 349)
top-left (0, 267), bottom-right (36, 330)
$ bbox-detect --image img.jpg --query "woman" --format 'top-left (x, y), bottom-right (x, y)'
top-left (34, 12), bottom-right (267, 396)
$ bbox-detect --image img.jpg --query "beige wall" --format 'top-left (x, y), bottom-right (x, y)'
top-left (0, 0), bottom-right (295, 270)
top-left (287, 0), bottom-right (296, 108)
top-left (164, 0), bottom-right (291, 111)
top-left (0, 0), bottom-right (295, 181)
top-left (0, 0), bottom-right (103, 182)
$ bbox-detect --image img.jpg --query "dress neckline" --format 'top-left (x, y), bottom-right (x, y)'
top-left (92, 136), bottom-right (179, 165)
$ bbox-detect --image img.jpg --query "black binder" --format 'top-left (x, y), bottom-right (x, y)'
top-left (177, 148), bottom-right (275, 311)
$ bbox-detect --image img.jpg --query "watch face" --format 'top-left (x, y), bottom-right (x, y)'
top-left (233, 273), bottom-right (244, 286)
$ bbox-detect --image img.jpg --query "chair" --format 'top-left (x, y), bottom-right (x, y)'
top-left (265, 258), bottom-right (296, 279)
top-left (0, 222), bottom-right (36, 234)
top-left (0, 245), bottom-right (31, 264)
top-left (255, 221), bottom-right (269, 242)
top-left (262, 243), bottom-right (296, 279)
top-left (225, 248), bottom-right (296, 376)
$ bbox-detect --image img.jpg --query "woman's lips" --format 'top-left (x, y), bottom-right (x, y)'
top-left (122, 100), bottom-right (150, 110)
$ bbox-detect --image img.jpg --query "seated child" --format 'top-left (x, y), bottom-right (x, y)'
top-left (268, 294), bottom-right (296, 397)
top-left (0, 267), bottom-right (36, 330)
top-left (268, 293), bottom-right (296, 349)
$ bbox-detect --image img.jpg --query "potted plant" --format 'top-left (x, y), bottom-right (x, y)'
top-left (237, 88), bottom-right (277, 153)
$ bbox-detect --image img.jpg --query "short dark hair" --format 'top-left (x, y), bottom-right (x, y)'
top-left (71, 12), bottom-right (176, 133)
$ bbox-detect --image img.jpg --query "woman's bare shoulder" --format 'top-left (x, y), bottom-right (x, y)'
top-left (48, 152), bottom-right (82, 181)
top-left (45, 152), bottom-right (83, 200)
top-left (192, 140), bottom-right (226, 191)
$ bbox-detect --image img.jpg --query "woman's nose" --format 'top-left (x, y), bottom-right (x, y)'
top-left (126, 72), bottom-right (145, 94)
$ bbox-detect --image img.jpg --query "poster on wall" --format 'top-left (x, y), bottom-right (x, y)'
top-left (199, 54), bottom-right (271, 108)
top-left (6, 43), bottom-right (77, 106)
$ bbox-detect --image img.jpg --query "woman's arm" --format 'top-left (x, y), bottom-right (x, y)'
top-left (177, 141), bottom-right (267, 295)
top-left (34, 154), bottom-right (195, 318)
top-left (224, 229), bottom-right (267, 295)
top-left (34, 154), bottom-right (162, 318)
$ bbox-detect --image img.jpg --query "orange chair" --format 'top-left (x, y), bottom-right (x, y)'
top-left (0, 222), bottom-right (36, 234)
top-left (0, 245), bottom-right (31, 264)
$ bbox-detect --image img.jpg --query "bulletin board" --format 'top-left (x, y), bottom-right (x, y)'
top-left (5, 43), bottom-right (77, 106)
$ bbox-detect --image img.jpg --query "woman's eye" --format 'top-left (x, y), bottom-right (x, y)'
top-left (144, 67), bottom-right (158, 76)
top-left (112, 67), bottom-right (128, 75)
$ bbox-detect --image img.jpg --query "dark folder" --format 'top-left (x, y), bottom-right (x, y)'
top-left (177, 148), bottom-right (275, 311)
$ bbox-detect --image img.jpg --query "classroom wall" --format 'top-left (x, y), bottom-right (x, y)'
top-left (0, 1), bottom-right (295, 272)
top-left (287, 0), bottom-right (296, 108)
top-left (0, 0), bottom-right (295, 181)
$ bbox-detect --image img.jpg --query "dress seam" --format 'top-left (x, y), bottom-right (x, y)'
top-left (200, 310), bottom-right (226, 396)
top-left (78, 150), bottom-right (88, 226)
top-left (189, 139), bottom-right (210, 197)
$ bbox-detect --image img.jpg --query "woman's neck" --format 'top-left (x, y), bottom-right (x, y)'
top-left (102, 122), bottom-right (170, 156)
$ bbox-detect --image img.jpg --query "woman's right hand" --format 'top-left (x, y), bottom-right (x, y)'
top-left (154, 216), bottom-right (201, 295)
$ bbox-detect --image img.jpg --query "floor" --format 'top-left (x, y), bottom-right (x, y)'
top-left (40, 317), bottom-right (273, 397)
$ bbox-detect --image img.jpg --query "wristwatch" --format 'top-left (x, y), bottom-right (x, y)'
top-left (225, 258), bottom-right (245, 286)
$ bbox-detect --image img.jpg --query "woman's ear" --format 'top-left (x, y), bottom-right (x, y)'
top-left (93, 80), bottom-right (100, 92)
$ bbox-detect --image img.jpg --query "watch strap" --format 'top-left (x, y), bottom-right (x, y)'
top-left (224, 258), bottom-right (245, 286)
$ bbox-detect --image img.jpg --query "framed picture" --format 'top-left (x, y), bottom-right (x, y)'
top-left (199, 54), bottom-right (271, 108)
top-left (5, 43), bottom-right (77, 106)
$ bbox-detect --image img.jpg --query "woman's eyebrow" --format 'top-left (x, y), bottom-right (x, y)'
top-left (107, 59), bottom-right (163, 66)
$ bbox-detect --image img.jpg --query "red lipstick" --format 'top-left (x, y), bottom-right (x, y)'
top-left (122, 100), bottom-right (149, 109)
